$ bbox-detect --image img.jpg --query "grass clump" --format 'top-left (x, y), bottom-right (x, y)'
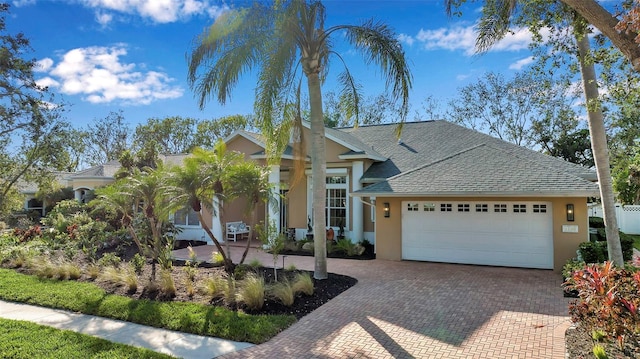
top-left (0, 268), bottom-right (296, 344)
top-left (200, 274), bottom-right (227, 300)
top-left (292, 272), bottom-right (314, 296)
top-left (238, 274), bottom-right (265, 311)
top-left (269, 280), bottom-right (295, 307)
top-left (159, 269), bottom-right (176, 297)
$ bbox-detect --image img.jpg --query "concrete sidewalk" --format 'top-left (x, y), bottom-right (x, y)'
top-left (0, 300), bottom-right (253, 359)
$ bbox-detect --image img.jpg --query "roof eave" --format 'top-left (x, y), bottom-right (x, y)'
top-left (338, 154), bottom-right (387, 161)
top-left (351, 190), bottom-right (600, 198)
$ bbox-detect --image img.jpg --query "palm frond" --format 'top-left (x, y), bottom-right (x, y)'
top-left (337, 20), bottom-right (413, 125)
top-left (476, 0), bottom-right (519, 53)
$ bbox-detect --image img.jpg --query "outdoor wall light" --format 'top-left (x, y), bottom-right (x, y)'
top-left (566, 203), bottom-right (575, 222)
top-left (384, 202), bottom-right (390, 218)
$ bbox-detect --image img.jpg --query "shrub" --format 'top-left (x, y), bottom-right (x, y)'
top-left (130, 253), bottom-right (145, 275)
top-left (589, 216), bottom-right (606, 229)
top-left (563, 258), bottom-right (586, 279)
top-left (565, 262), bottom-right (640, 348)
top-left (335, 238), bottom-right (358, 256)
top-left (97, 253), bottom-right (121, 268)
top-left (578, 241), bottom-right (607, 263)
top-left (269, 280), bottom-right (295, 307)
top-left (292, 272), bottom-right (314, 296)
top-left (285, 264), bottom-right (297, 271)
top-left (238, 274), bottom-right (265, 311)
top-left (248, 258), bottom-right (262, 268)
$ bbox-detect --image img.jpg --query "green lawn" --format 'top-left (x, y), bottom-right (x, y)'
top-left (0, 269), bottom-right (296, 344)
top-left (0, 317), bottom-right (174, 358)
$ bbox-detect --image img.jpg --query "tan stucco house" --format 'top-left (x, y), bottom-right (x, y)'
top-left (24, 120), bottom-right (599, 272)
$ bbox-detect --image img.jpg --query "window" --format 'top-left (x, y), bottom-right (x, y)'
top-left (533, 204), bottom-right (547, 213)
top-left (440, 203), bottom-right (452, 212)
top-left (407, 203), bottom-right (419, 211)
top-left (174, 207), bottom-right (200, 226)
top-left (476, 204), bottom-right (488, 212)
top-left (326, 188), bottom-right (347, 227)
top-left (423, 203), bottom-right (435, 212)
top-left (326, 176), bottom-right (346, 184)
top-left (458, 204), bottom-right (470, 212)
top-left (494, 204), bottom-right (507, 213)
top-left (513, 204), bottom-right (527, 213)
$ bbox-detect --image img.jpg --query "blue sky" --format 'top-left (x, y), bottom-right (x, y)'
top-left (8, 0), bottom-right (543, 129)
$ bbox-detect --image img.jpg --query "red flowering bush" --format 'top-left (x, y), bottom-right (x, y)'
top-left (565, 261), bottom-right (640, 347)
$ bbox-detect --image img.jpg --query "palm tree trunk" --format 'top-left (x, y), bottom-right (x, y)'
top-left (197, 211), bottom-right (230, 267)
top-left (575, 31), bottom-right (624, 266)
top-left (239, 204), bottom-right (257, 265)
top-left (307, 71), bottom-right (328, 280)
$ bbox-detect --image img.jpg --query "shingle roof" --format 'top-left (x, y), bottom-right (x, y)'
top-left (354, 143), bottom-right (599, 196)
top-left (338, 120), bottom-right (596, 182)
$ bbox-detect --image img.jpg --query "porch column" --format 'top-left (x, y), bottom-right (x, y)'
top-left (352, 161), bottom-right (364, 242)
top-left (268, 165), bottom-right (281, 233)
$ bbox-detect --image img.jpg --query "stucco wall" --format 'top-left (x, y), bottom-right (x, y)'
top-left (374, 196), bottom-right (588, 272)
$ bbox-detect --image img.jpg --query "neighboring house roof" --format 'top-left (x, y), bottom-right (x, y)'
top-left (338, 120), bottom-right (597, 183)
top-left (70, 160), bottom-right (121, 179)
top-left (353, 143), bottom-right (599, 197)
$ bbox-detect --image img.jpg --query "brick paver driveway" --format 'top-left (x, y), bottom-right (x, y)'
top-left (178, 245), bottom-right (572, 359)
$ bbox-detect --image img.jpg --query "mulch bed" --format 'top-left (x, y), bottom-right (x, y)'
top-left (565, 324), bottom-right (640, 358)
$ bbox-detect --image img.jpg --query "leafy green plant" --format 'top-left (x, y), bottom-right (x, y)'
top-left (97, 253), bottom-right (121, 268)
top-left (292, 272), bottom-right (314, 296)
top-left (238, 274), bottom-right (265, 311)
top-left (593, 344), bottom-right (608, 359)
top-left (256, 219), bottom-right (285, 281)
top-left (335, 238), bottom-right (358, 256)
top-left (131, 253), bottom-right (146, 275)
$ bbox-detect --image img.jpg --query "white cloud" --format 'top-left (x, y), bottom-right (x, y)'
top-left (95, 11), bottom-right (113, 26)
top-left (413, 23), bottom-right (539, 56)
top-left (508, 56), bottom-right (534, 70)
top-left (38, 45), bottom-right (183, 105)
top-left (35, 58), bottom-right (54, 72)
top-left (78, 0), bottom-right (229, 24)
top-left (11, 0), bottom-right (35, 7)
top-left (398, 33), bottom-right (415, 46)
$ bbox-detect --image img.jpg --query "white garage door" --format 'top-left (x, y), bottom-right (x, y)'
top-left (401, 201), bottom-right (553, 269)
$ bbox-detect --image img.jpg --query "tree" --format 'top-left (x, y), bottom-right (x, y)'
top-left (322, 92), bottom-right (403, 128)
top-left (0, 3), bottom-right (73, 217)
top-left (192, 115), bottom-right (253, 149)
top-left (446, 71), bottom-right (578, 148)
top-left (133, 116), bottom-right (197, 155)
top-left (187, 0), bottom-right (412, 279)
top-left (94, 164), bottom-right (182, 281)
top-left (82, 110), bottom-right (131, 167)
top-left (445, 0), bottom-right (625, 265)
top-left (613, 150), bottom-right (640, 205)
top-left (169, 142), bottom-right (244, 274)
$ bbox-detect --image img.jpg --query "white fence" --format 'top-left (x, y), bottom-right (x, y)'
top-left (588, 204), bottom-right (640, 235)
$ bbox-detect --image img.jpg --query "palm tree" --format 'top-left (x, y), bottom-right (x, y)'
top-left (444, 0), bottom-right (624, 266)
top-left (170, 142), bottom-right (243, 273)
top-left (188, 0), bottom-right (412, 279)
top-left (223, 160), bottom-right (274, 265)
top-left (95, 164), bottom-right (183, 280)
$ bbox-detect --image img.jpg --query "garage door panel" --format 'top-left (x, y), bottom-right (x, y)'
top-left (401, 201), bottom-right (553, 269)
